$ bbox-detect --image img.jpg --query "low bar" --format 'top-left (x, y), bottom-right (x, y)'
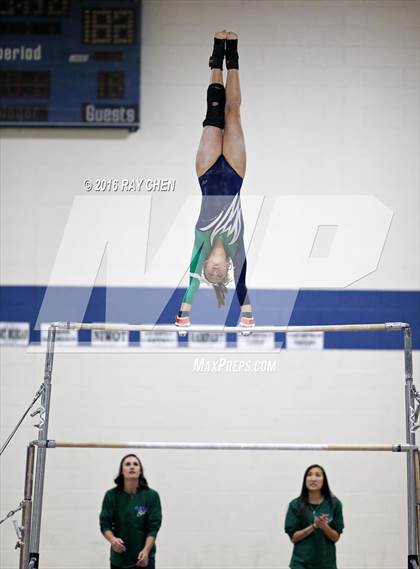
top-left (43, 440), bottom-right (416, 452)
top-left (51, 321), bottom-right (409, 333)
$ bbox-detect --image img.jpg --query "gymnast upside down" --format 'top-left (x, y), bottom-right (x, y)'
top-left (176, 31), bottom-right (255, 329)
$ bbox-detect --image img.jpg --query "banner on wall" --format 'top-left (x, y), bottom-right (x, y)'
top-left (91, 329), bottom-right (129, 347)
top-left (286, 331), bottom-right (324, 350)
top-left (0, 322), bottom-right (30, 346)
top-left (237, 332), bottom-right (276, 351)
top-left (40, 323), bottom-right (78, 347)
top-left (188, 332), bottom-right (226, 350)
top-left (140, 331), bottom-right (178, 349)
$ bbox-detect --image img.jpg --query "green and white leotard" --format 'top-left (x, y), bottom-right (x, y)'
top-left (182, 155), bottom-right (249, 306)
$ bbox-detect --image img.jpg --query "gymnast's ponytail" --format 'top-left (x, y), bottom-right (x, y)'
top-left (212, 283), bottom-right (228, 307)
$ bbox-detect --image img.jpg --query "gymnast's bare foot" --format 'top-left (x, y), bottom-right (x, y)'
top-left (226, 31), bottom-right (239, 69)
top-left (215, 30), bottom-right (227, 40)
top-left (209, 30), bottom-right (227, 69)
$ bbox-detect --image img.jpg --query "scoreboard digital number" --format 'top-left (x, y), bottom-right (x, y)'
top-left (0, 0), bottom-right (140, 130)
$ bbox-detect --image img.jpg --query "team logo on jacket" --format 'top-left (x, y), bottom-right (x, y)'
top-left (134, 505), bottom-right (148, 517)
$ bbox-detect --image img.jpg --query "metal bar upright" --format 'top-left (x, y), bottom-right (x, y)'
top-left (19, 444), bottom-right (36, 569)
top-left (415, 450), bottom-right (420, 562)
top-left (404, 327), bottom-right (419, 568)
top-left (29, 326), bottom-right (56, 569)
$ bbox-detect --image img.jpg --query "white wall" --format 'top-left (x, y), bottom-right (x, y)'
top-left (1, 1), bottom-right (419, 568)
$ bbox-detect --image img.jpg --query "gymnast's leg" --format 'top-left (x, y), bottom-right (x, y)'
top-left (222, 31), bottom-right (246, 179)
top-left (222, 33), bottom-right (253, 322)
top-left (195, 31), bottom-right (226, 178)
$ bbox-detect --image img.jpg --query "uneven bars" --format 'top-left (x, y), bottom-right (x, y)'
top-left (50, 322), bottom-right (409, 333)
top-left (39, 440), bottom-right (416, 452)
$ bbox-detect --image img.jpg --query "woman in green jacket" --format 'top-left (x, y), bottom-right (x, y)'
top-left (100, 454), bottom-right (162, 569)
top-left (284, 464), bottom-right (344, 569)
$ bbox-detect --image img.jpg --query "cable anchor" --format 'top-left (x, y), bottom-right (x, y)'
top-left (0, 502), bottom-right (23, 525)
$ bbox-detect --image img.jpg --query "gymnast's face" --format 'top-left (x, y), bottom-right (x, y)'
top-left (305, 466), bottom-right (324, 491)
top-left (204, 250), bottom-right (229, 284)
top-left (122, 456), bottom-right (142, 480)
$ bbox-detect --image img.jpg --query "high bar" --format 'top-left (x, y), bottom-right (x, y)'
top-left (50, 322), bottom-right (409, 333)
top-left (40, 441), bottom-right (416, 452)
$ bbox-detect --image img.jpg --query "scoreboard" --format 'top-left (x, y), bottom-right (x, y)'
top-left (0, 0), bottom-right (141, 130)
